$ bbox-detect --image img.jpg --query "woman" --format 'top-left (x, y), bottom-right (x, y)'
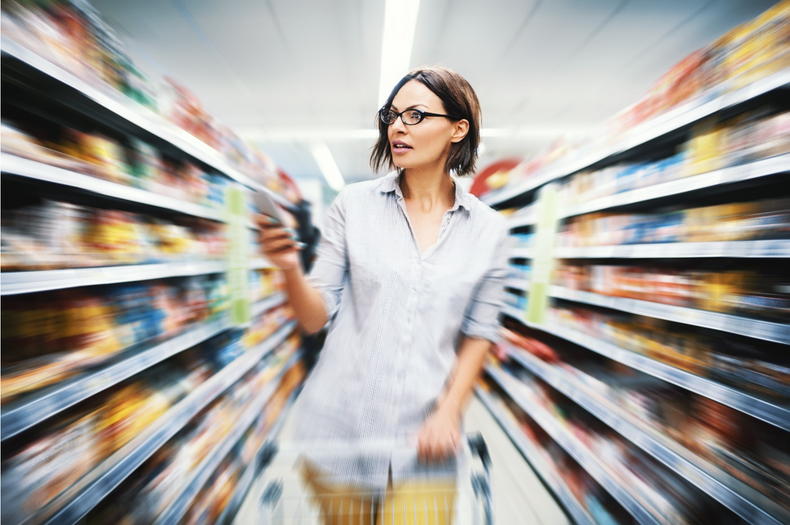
top-left (257, 66), bottom-right (507, 524)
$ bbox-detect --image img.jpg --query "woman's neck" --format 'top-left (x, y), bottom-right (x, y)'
top-left (400, 165), bottom-right (455, 212)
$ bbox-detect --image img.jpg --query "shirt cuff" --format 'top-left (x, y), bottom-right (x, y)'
top-left (316, 288), bottom-right (339, 320)
top-left (461, 319), bottom-right (501, 344)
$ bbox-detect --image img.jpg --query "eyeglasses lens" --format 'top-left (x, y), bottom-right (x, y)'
top-left (379, 109), bottom-right (425, 125)
top-left (380, 109), bottom-right (396, 125)
top-left (404, 111), bottom-right (422, 125)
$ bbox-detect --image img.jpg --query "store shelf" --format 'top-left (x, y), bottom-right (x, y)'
top-left (510, 247), bottom-right (534, 260)
top-left (154, 351), bottom-right (302, 525)
top-left (549, 286), bottom-right (790, 345)
top-left (38, 321), bottom-right (297, 525)
top-left (485, 365), bottom-right (664, 525)
top-left (253, 292), bottom-right (286, 318)
top-left (482, 68), bottom-right (790, 207)
top-left (504, 278), bottom-right (529, 292)
top-left (506, 212), bottom-right (537, 229)
top-left (216, 390), bottom-right (298, 525)
top-left (1, 153), bottom-right (225, 222)
top-left (1, 37), bottom-right (295, 210)
top-left (554, 240), bottom-right (790, 259)
top-left (1, 318), bottom-right (230, 441)
top-left (507, 345), bottom-right (788, 525)
top-left (524, 321), bottom-right (790, 432)
top-left (1, 261), bottom-right (226, 295)
top-left (1, 294), bottom-right (286, 441)
top-left (475, 387), bottom-right (596, 525)
top-left (501, 305), bottom-right (526, 322)
top-left (561, 154), bottom-right (790, 218)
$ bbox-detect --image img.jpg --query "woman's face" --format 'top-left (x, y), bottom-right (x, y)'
top-left (387, 80), bottom-right (468, 172)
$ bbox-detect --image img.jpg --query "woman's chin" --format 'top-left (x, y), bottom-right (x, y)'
top-left (392, 158), bottom-right (422, 171)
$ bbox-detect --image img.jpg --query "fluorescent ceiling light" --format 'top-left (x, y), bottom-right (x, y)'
top-left (378, 0), bottom-right (420, 106)
top-left (310, 142), bottom-right (346, 191)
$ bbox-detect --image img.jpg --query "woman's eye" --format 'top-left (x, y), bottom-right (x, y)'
top-left (407, 111), bottom-right (422, 122)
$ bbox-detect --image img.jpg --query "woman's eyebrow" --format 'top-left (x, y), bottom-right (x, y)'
top-left (390, 103), bottom-right (429, 111)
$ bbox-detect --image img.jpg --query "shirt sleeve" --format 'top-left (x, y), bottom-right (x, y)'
top-left (461, 219), bottom-right (509, 344)
top-left (306, 190), bottom-right (349, 320)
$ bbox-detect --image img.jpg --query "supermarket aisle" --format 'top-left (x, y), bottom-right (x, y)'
top-left (233, 396), bottom-right (569, 524)
top-left (464, 397), bottom-right (571, 525)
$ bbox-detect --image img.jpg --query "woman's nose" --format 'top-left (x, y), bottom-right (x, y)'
top-left (390, 117), bottom-right (408, 133)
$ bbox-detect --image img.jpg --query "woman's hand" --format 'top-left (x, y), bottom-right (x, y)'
top-left (255, 214), bottom-right (303, 271)
top-left (416, 405), bottom-right (461, 463)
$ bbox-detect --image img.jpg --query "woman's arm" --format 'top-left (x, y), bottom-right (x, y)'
top-left (282, 266), bottom-right (329, 334)
top-left (257, 216), bottom-right (328, 334)
top-left (256, 190), bottom-right (348, 335)
top-left (417, 336), bottom-right (490, 462)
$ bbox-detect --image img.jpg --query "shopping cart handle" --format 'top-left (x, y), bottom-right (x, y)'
top-left (467, 433), bottom-right (491, 470)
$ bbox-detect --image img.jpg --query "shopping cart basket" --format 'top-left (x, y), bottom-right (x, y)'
top-left (252, 434), bottom-right (492, 525)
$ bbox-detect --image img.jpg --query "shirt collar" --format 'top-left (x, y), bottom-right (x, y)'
top-left (378, 171), bottom-right (472, 212)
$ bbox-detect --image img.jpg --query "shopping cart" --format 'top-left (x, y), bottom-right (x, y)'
top-left (251, 434), bottom-right (492, 525)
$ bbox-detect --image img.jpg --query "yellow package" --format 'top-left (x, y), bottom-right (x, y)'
top-left (684, 119), bottom-right (727, 176)
top-left (698, 271), bottom-right (749, 312)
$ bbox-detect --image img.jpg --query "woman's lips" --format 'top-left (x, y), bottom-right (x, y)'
top-left (392, 141), bottom-right (412, 154)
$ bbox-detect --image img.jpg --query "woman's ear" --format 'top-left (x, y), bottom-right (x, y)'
top-left (450, 119), bottom-right (469, 144)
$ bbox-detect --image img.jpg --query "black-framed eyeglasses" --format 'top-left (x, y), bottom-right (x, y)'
top-left (379, 107), bottom-right (462, 126)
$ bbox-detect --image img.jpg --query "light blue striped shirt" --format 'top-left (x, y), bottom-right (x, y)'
top-left (292, 171), bottom-right (508, 488)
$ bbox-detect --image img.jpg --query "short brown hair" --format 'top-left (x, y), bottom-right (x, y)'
top-left (370, 66), bottom-right (482, 176)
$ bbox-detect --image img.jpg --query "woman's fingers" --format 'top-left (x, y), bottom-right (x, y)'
top-left (265, 237), bottom-right (302, 254)
top-left (416, 418), bottom-right (460, 463)
top-left (421, 433), bottom-right (450, 463)
top-left (418, 428), bottom-right (430, 462)
top-left (259, 222), bottom-right (302, 254)
top-left (261, 226), bottom-right (297, 242)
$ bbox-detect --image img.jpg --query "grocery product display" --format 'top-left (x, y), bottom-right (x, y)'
top-left (0, 0), bottom-right (301, 202)
top-left (1, 276), bottom-right (229, 403)
top-left (83, 336), bottom-right (305, 525)
top-left (546, 305), bottom-right (790, 404)
top-left (478, 382), bottom-right (627, 525)
top-left (483, 364), bottom-right (740, 525)
top-left (557, 198), bottom-right (790, 248)
top-left (4, 0), bottom-right (790, 524)
top-left (2, 122), bottom-right (228, 209)
top-left (0, 1), bottom-right (306, 524)
top-left (501, 326), bottom-right (789, 520)
top-left (1, 199), bottom-right (227, 271)
top-left (553, 263), bottom-right (789, 321)
top-left (482, 2), bottom-right (790, 206)
top-left (479, 4), bottom-right (790, 525)
top-left (551, 108), bottom-right (790, 216)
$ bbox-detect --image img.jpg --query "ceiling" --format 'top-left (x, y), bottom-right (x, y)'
top-left (92, 0), bottom-right (778, 188)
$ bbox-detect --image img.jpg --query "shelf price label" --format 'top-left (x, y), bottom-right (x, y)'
top-left (226, 186), bottom-right (251, 326)
top-left (526, 184), bottom-right (560, 325)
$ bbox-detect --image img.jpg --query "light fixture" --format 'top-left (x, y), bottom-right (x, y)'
top-left (309, 142), bottom-right (346, 191)
top-left (378, 0), bottom-right (420, 106)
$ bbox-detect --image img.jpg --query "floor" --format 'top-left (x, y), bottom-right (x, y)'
top-left (234, 397), bottom-right (570, 525)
